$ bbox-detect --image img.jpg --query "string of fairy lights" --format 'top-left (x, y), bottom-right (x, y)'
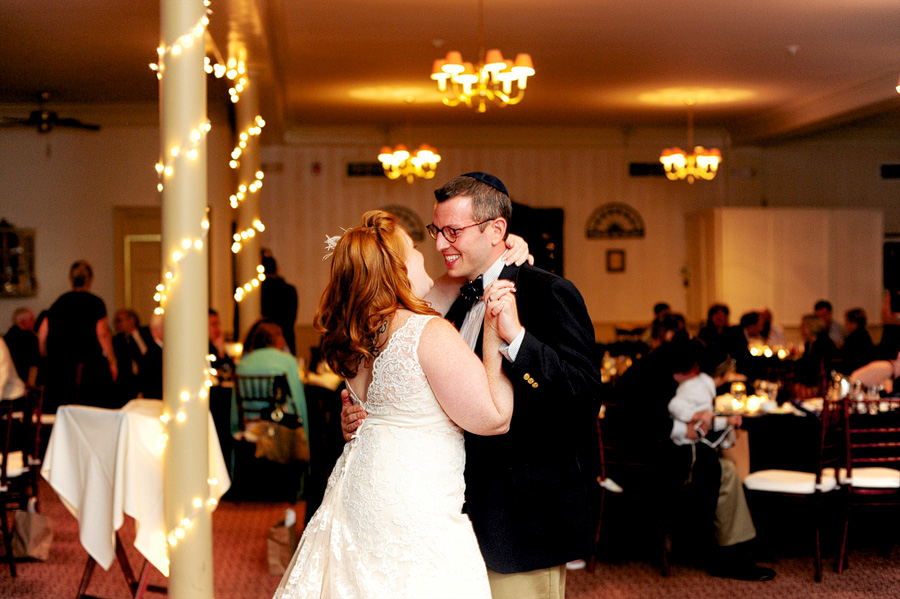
top-left (149, 0), bottom-right (269, 563)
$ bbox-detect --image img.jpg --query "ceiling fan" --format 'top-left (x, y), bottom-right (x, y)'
top-left (1, 92), bottom-right (100, 133)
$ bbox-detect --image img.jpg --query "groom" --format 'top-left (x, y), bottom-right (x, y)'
top-left (345, 173), bottom-right (603, 598)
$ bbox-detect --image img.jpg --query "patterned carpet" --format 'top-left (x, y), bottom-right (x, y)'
top-left (1, 479), bottom-right (898, 598)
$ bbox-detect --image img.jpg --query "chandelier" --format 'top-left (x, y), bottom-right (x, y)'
top-left (378, 143), bottom-right (441, 183)
top-left (430, 0), bottom-right (534, 113)
top-left (659, 101), bottom-right (721, 183)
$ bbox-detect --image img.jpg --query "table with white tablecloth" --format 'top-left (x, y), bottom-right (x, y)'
top-left (40, 399), bottom-right (231, 579)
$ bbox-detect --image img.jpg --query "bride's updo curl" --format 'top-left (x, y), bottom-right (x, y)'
top-left (314, 210), bottom-right (437, 378)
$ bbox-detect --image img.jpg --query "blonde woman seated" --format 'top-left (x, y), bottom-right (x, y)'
top-left (274, 210), bottom-right (515, 599)
top-left (231, 318), bottom-right (309, 444)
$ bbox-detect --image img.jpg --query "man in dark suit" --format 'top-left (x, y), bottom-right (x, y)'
top-left (345, 173), bottom-right (603, 598)
top-left (260, 250), bottom-right (299, 355)
top-left (112, 309), bottom-right (163, 403)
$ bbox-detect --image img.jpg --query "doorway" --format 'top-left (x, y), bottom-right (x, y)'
top-left (114, 207), bottom-right (161, 326)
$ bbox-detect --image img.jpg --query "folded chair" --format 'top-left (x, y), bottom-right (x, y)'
top-left (743, 396), bottom-right (844, 581)
top-left (836, 395), bottom-right (900, 572)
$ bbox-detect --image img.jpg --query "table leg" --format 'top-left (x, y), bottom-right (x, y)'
top-left (75, 536), bottom-right (167, 598)
top-left (75, 556), bottom-right (95, 599)
top-left (115, 534), bottom-right (139, 589)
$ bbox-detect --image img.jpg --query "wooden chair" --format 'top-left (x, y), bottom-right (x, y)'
top-left (233, 374), bottom-right (292, 435)
top-left (836, 396), bottom-right (900, 573)
top-left (586, 414), bottom-right (627, 572)
top-left (590, 408), bottom-right (671, 576)
top-left (0, 401), bottom-right (18, 577)
top-left (743, 396), bottom-right (844, 581)
top-left (228, 374), bottom-right (303, 502)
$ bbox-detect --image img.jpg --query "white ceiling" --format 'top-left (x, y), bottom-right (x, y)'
top-left (1, 0), bottom-right (899, 144)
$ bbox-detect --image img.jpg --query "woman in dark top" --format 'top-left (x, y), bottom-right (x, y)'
top-left (38, 260), bottom-right (116, 412)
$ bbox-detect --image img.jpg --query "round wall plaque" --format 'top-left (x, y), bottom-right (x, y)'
top-left (585, 203), bottom-right (645, 239)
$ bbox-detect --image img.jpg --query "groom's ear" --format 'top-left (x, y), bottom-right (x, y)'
top-left (488, 217), bottom-right (508, 246)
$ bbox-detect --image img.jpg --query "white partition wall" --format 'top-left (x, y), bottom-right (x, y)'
top-left (686, 208), bottom-right (884, 329)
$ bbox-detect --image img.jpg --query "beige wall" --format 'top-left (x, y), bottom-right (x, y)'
top-left (0, 108), bottom-right (235, 336)
top-left (1, 114), bottom-right (896, 355)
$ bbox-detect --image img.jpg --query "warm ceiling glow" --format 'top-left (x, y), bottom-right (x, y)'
top-left (638, 87), bottom-right (755, 106)
top-left (347, 86), bottom-right (440, 104)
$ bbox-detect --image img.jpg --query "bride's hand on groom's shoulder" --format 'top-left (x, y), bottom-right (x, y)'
top-left (340, 388), bottom-right (367, 442)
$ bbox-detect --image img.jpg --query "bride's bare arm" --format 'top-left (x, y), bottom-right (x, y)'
top-left (418, 317), bottom-right (513, 435)
top-left (424, 273), bottom-right (464, 316)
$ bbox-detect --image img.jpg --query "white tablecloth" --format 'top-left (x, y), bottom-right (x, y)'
top-left (40, 399), bottom-right (231, 577)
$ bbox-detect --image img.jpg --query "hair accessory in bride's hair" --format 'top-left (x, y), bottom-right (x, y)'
top-left (322, 229), bottom-right (348, 261)
top-left (323, 234), bottom-right (340, 260)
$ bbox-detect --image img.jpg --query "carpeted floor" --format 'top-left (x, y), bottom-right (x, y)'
top-left (1, 479), bottom-right (898, 598)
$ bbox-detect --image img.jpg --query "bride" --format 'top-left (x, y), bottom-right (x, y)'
top-left (273, 210), bottom-right (516, 599)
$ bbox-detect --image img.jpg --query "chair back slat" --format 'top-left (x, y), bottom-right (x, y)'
top-left (844, 397), bottom-right (900, 477)
top-left (233, 374), bottom-right (290, 430)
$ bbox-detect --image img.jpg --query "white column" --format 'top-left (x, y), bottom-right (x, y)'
top-left (160, 1), bottom-right (213, 597)
top-left (235, 68), bottom-right (262, 342)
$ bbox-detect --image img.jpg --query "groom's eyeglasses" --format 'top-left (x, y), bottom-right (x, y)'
top-left (425, 219), bottom-right (493, 243)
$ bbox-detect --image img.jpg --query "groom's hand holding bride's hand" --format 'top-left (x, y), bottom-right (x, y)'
top-left (483, 280), bottom-right (521, 344)
top-left (341, 389), bottom-right (367, 442)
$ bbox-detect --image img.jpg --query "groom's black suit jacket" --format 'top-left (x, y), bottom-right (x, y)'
top-left (445, 262), bottom-right (603, 574)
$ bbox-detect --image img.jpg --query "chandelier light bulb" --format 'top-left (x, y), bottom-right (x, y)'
top-left (378, 143), bottom-right (442, 183)
top-left (660, 103), bottom-right (721, 183)
top-left (431, 1), bottom-right (534, 112)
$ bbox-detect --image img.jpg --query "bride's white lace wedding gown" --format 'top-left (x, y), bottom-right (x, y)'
top-left (273, 314), bottom-right (491, 599)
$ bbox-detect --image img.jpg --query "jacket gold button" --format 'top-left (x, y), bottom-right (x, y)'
top-left (523, 373), bottom-right (530, 381)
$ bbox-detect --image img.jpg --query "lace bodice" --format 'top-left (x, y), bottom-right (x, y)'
top-left (348, 313), bottom-right (449, 418)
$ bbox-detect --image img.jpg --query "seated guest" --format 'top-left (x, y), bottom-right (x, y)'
top-left (726, 312), bottom-right (764, 380)
top-left (606, 321), bottom-right (773, 580)
top-left (814, 299), bottom-right (846, 349)
top-left (4, 307), bottom-right (39, 386)
top-left (112, 309), bottom-right (163, 403)
top-left (794, 313), bottom-right (839, 398)
top-left (757, 307), bottom-right (786, 349)
top-left (698, 303), bottom-right (731, 373)
top-left (640, 302), bottom-right (672, 346)
top-left (667, 339), bottom-right (774, 581)
top-left (839, 308), bottom-right (875, 376)
top-left (208, 308), bottom-right (235, 383)
top-left (0, 337), bottom-right (27, 401)
top-left (231, 318), bottom-right (309, 445)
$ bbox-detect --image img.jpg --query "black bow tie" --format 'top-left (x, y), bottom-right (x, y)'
top-left (459, 275), bottom-right (484, 305)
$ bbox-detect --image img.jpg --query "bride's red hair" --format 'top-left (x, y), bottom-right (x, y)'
top-left (314, 210), bottom-right (438, 378)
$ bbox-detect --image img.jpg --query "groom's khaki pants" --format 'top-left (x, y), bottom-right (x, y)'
top-left (487, 564), bottom-right (566, 599)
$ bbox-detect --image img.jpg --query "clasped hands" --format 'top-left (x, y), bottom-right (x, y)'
top-left (483, 279), bottom-right (520, 344)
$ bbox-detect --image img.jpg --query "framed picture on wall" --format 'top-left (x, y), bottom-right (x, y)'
top-left (606, 249), bottom-right (625, 273)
